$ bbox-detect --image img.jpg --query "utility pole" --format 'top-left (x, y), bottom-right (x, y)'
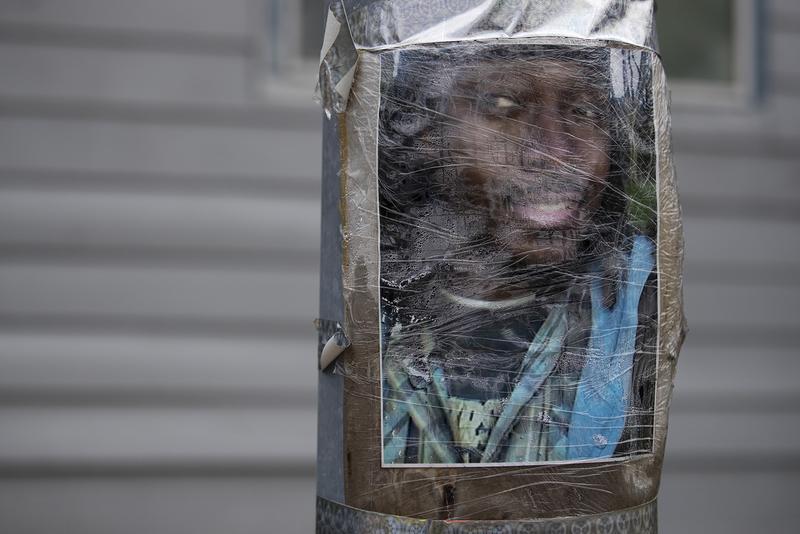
top-left (315, 1), bottom-right (685, 532)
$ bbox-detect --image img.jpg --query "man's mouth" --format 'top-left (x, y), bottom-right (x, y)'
top-left (491, 177), bottom-right (587, 230)
top-left (511, 201), bottom-right (578, 228)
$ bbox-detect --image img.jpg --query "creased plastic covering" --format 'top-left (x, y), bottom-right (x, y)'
top-left (378, 43), bottom-right (660, 467)
top-left (320, 0), bottom-right (684, 523)
top-left (318, 0), bottom-right (657, 115)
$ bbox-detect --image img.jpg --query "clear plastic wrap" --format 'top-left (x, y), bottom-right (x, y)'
top-left (317, 0), bottom-right (685, 528)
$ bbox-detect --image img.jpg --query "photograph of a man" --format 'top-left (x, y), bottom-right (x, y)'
top-left (378, 44), bottom-right (659, 465)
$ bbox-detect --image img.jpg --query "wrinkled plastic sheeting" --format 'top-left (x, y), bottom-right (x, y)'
top-left (317, 0), bottom-right (658, 115)
top-left (318, 0), bottom-right (685, 522)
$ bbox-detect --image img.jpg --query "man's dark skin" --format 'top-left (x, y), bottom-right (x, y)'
top-left (445, 56), bottom-right (612, 269)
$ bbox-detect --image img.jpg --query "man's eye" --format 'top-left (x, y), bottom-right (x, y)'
top-left (480, 94), bottom-right (521, 112)
top-left (572, 104), bottom-right (601, 120)
top-left (493, 95), bottom-right (520, 109)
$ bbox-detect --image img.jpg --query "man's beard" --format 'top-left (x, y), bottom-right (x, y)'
top-left (456, 169), bottom-right (604, 264)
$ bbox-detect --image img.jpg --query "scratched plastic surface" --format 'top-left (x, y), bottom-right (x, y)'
top-left (377, 43), bottom-right (660, 466)
top-left (318, 0), bottom-right (685, 523)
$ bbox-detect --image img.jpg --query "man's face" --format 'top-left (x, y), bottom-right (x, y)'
top-left (445, 56), bottom-right (611, 264)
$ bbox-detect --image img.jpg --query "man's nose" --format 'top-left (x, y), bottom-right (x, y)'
top-left (520, 106), bottom-right (573, 167)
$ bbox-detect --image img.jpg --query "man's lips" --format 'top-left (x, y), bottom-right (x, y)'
top-left (511, 201), bottom-right (580, 228)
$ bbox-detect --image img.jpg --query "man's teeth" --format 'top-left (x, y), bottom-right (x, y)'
top-left (536, 202), bottom-right (568, 212)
